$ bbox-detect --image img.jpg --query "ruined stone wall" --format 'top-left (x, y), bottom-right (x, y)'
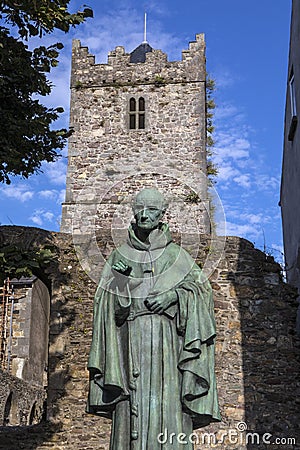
top-left (9, 279), bottom-right (50, 387)
top-left (9, 284), bottom-right (33, 378)
top-left (0, 369), bottom-right (46, 427)
top-left (0, 226), bottom-right (299, 449)
top-left (61, 35), bottom-right (209, 235)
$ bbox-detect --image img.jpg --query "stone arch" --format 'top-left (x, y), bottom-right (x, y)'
top-left (28, 401), bottom-right (37, 425)
top-left (3, 392), bottom-right (12, 425)
top-left (3, 391), bottom-right (19, 425)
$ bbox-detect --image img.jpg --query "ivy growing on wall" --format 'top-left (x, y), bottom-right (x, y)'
top-left (206, 76), bottom-right (218, 183)
top-left (0, 244), bottom-right (56, 286)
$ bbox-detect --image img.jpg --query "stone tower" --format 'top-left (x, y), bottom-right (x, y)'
top-left (61, 34), bottom-right (210, 240)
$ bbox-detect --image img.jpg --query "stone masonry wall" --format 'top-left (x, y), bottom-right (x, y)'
top-left (8, 279), bottom-right (50, 388)
top-left (61, 34), bottom-right (209, 235)
top-left (0, 226), bottom-right (299, 449)
top-left (0, 369), bottom-right (46, 427)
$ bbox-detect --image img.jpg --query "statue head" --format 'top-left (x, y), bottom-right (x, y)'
top-left (132, 188), bottom-right (168, 231)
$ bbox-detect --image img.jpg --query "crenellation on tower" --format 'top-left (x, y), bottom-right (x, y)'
top-left (70, 35), bottom-right (206, 88)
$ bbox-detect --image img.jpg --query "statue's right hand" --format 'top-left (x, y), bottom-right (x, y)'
top-left (112, 261), bottom-right (132, 277)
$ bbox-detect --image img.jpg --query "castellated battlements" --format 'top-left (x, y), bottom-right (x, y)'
top-left (71, 34), bottom-right (206, 88)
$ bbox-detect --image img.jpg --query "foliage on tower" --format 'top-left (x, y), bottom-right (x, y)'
top-left (206, 76), bottom-right (218, 183)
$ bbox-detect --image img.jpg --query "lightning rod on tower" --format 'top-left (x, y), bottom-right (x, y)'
top-left (143, 12), bottom-right (148, 43)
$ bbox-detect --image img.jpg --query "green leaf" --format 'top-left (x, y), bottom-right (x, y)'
top-left (28, 261), bottom-right (40, 268)
top-left (83, 8), bottom-right (93, 18)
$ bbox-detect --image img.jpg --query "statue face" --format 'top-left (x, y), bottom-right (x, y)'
top-left (134, 205), bottom-right (164, 230)
top-left (132, 188), bottom-right (167, 231)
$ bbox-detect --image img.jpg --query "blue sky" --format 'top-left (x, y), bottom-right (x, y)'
top-left (0, 0), bottom-right (291, 263)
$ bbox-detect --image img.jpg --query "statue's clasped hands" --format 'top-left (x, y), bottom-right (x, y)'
top-left (145, 290), bottom-right (178, 315)
top-left (112, 260), bottom-right (177, 314)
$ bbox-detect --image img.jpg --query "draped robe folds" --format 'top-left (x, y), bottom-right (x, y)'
top-left (87, 223), bottom-right (221, 449)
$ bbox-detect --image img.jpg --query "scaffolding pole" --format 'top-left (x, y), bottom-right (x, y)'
top-left (0, 278), bottom-right (10, 370)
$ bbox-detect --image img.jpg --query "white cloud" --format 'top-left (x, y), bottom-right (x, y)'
top-left (43, 77), bottom-right (70, 129)
top-left (29, 209), bottom-right (56, 226)
top-left (238, 212), bottom-right (273, 225)
top-left (217, 164), bottom-right (240, 182)
top-left (255, 174), bottom-right (280, 191)
top-left (39, 190), bottom-right (57, 200)
top-left (38, 189), bottom-right (66, 204)
top-left (212, 68), bottom-right (237, 89)
top-left (30, 215), bottom-right (43, 226)
top-left (1, 185), bottom-right (34, 202)
top-left (241, 213), bottom-right (265, 224)
top-left (212, 95), bottom-right (281, 217)
top-left (214, 104), bottom-right (239, 120)
top-left (233, 174), bottom-right (251, 188)
top-left (43, 158), bottom-right (67, 185)
top-left (225, 221), bottom-right (261, 239)
top-left (213, 126), bottom-right (252, 188)
top-left (58, 189), bottom-right (66, 204)
top-left (43, 211), bottom-right (55, 221)
top-left (214, 132), bottom-right (250, 163)
top-left (37, 189), bottom-right (66, 205)
top-left (212, 103), bottom-right (252, 192)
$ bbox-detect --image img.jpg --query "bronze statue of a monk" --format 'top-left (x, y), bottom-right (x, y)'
top-left (87, 188), bottom-right (221, 449)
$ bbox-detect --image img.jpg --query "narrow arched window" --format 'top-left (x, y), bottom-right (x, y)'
top-left (129, 97), bottom-right (136, 129)
top-left (138, 97), bottom-right (145, 129)
top-left (130, 98), bottom-right (136, 112)
top-left (139, 97), bottom-right (145, 111)
top-left (129, 97), bottom-right (145, 130)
